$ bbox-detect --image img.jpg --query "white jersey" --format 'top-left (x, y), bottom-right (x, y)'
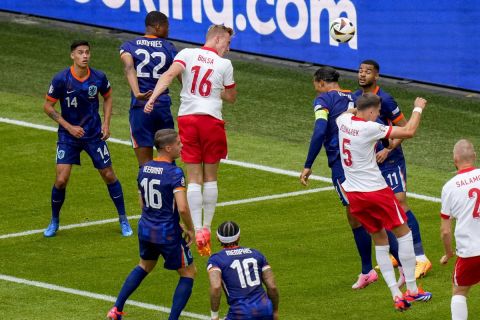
top-left (336, 113), bottom-right (392, 192)
top-left (173, 47), bottom-right (235, 120)
top-left (441, 167), bottom-right (480, 258)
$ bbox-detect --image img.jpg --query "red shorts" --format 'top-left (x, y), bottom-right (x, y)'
top-left (346, 187), bottom-right (407, 233)
top-left (453, 256), bottom-right (480, 286)
top-left (177, 114), bottom-right (227, 164)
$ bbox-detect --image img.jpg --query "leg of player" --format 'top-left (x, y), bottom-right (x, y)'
top-left (202, 162), bottom-right (220, 253)
top-left (348, 208), bottom-right (377, 289)
top-left (107, 259), bottom-right (157, 320)
top-left (186, 163), bottom-right (207, 254)
top-left (98, 166), bottom-right (133, 237)
top-left (169, 263), bottom-right (196, 320)
top-left (451, 285), bottom-right (470, 320)
top-left (391, 223), bottom-right (432, 303)
top-left (133, 147), bottom-right (154, 167)
top-left (44, 164), bottom-right (72, 237)
top-left (396, 192), bottom-right (432, 278)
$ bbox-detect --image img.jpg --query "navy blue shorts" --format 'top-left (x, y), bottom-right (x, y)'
top-left (380, 160), bottom-right (407, 194)
top-left (56, 139), bottom-right (111, 169)
top-left (227, 299), bottom-right (273, 320)
top-left (139, 238), bottom-right (193, 270)
top-left (129, 105), bottom-right (174, 148)
top-left (330, 160), bottom-right (349, 206)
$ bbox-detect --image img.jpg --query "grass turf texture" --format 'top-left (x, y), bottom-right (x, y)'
top-left (0, 18), bottom-right (479, 319)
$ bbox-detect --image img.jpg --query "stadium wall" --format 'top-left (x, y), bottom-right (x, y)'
top-left (2, 0), bottom-right (479, 91)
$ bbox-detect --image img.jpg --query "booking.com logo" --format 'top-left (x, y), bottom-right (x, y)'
top-left (74, 0), bottom-right (357, 49)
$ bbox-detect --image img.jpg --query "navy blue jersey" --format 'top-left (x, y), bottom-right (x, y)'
top-left (137, 158), bottom-right (186, 244)
top-left (353, 86), bottom-right (405, 168)
top-left (46, 66), bottom-right (111, 142)
top-left (120, 36), bottom-right (177, 108)
top-left (207, 247), bottom-right (273, 318)
top-left (313, 90), bottom-right (355, 167)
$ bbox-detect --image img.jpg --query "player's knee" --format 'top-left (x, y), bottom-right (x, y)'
top-left (347, 212), bottom-right (362, 228)
top-left (100, 167), bottom-right (117, 183)
top-left (180, 264), bottom-right (197, 278)
top-left (55, 176), bottom-right (69, 189)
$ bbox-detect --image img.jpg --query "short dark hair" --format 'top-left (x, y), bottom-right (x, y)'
top-left (360, 59), bottom-right (380, 72)
top-left (145, 11), bottom-right (168, 27)
top-left (314, 66), bottom-right (340, 83)
top-left (70, 40), bottom-right (90, 52)
top-left (217, 221), bottom-right (240, 247)
top-left (154, 129), bottom-right (178, 150)
top-left (355, 93), bottom-right (382, 111)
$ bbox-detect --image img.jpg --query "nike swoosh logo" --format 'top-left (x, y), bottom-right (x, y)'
top-left (103, 158), bottom-right (110, 164)
top-left (67, 90), bottom-right (75, 94)
top-left (113, 195), bottom-right (122, 199)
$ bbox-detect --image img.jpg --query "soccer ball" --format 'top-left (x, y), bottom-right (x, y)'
top-left (329, 17), bottom-right (355, 43)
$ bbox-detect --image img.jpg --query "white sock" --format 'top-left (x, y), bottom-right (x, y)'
top-left (376, 245), bottom-right (402, 299)
top-left (187, 183), bottom-right (202, 231)
top-left (416, 254), bottom-right (428, 262)
top-left (451, 295), bottom-right (468, 320)
top-left (397, 231), bottom-right (418, 294)
top-left (202, 181), bottom-right (218, 230)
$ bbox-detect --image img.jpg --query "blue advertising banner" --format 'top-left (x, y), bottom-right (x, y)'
top-left (1, 0), bottom-right (479, 91)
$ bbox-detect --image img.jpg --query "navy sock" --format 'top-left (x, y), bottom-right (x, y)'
top-left (51, 185), bottom-right (65, 221)
top-left (352, 226), bottom-right (373, 274)
top-left (107, 180), bottom-right (126, 216)
top-left (406, 210), bottom-right (424, 256)
top-left (115, 266), bottom-right (148, 311)
top-left (387, 230), bottom-right (402, 267)
top-left (169, 277), bottom-right (194, 320)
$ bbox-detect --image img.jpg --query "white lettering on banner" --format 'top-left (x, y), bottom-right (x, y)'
top-left (73, 0), bottom-right (358, 49)
top-left (276, 0), bottom-right (309, 40)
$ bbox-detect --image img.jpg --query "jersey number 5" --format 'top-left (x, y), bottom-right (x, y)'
top-left (341, 138), bottom-right (353, 167)
top-left (230, 258), bottom-right (261, 288)
top-left (468, 188), bottom-right (480, 218)
top-left (190, 66), bottom-right (213, 97)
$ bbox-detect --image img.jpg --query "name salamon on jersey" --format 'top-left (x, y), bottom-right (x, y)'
top-left (456, 173), bottom-right (480, 188)
top-left (225, 248), bottom-right (252, 256)
top-left (143, 166), bottom-right (163, 174)
top-left (135, 39), bottom-right (163, 47)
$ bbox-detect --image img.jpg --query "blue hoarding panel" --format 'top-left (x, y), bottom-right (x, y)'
top-left (1, 0), bottom-right (479, 91)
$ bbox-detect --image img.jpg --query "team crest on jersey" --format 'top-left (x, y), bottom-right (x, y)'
top-left (57, 149), bottom-right (65, 159)
top-left (88, 85), bottom-right (97, 97)
top-left (48, 84), bottom-right (54, 94)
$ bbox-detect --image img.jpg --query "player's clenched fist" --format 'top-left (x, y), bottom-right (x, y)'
top-left (414, 97), bottom-right (427, 110)
top-left (144, 99), bottom-right (154, 113)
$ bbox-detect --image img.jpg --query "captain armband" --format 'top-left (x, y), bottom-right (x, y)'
top-left (314, 109), bottom-right (329, 121)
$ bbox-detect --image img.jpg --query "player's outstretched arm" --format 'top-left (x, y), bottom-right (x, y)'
top-left (388, 97), bottom-right (427, 140)
top-left (301, 118), bottom-right (328, 186)
top-left (208, 269), bottom-right (222, 320)
top-left (174, 190), bottom-right (195, 246)
top-left (144, 62), bottom-right (184, 113)
top-left (101, 93), bottom-right (112, 141)
top-left (440, 218), bottom-right (455, 264)
top-left (263, 268), bottom-right (279, 319)
top-left (120, 53), bottom-right (152, 100)
top-left (43, 100), bottom-right (84, 138)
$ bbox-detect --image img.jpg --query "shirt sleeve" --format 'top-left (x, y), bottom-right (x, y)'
top-left (440, 185), bottom-right (452, 219)
top-left (223, 60), bottom-right (235, 89)
top-left (173, 49), bottom-right (187, 69)
top-left (383, 95), bottom-right (404, 124)
top-left (172, 167), bottom-right (186, 193)
top-left (169, 42), bottom-right (178, 61)
top-left (99, 73), bottom-right (112, 97)
top-left (255, 250), bottom-right (271, 272)
top-left (207, 255), bottom-right (222, 272)
top-left (46, 74), bottom-right (63, 102)
top-left (365, 121), bottom-right (392, 142)
top-left (119, 41), bottom-right (131, 56)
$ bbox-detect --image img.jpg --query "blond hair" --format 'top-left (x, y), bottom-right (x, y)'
top-left (206, 24), bottom-right (234, 40)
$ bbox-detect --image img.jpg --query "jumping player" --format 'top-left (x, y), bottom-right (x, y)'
top-left (43, 40), bottom-right (132, 237)
top-left (145, 25), bottom-right (237, 256)
top-left (440, 139), bottom-right (480, 320)
top-left (120, 11), bottom-right (178, 166)
top-left (207, 221), bottom-right (279, 320)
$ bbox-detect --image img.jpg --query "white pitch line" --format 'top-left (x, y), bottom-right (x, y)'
top-left (0, 274), bottom-right (209, 320)
top-left (0, 187), bottom-right (333, 240)
top-left (0, 117), bottom-right (442, 202)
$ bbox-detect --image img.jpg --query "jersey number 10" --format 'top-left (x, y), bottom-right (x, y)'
top-left (230, 258), bottom-right (261, 288)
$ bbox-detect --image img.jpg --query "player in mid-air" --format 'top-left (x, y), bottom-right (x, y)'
top-left (300, 66), bottom-right (382, 289)
top-left (336, 93), bottom-right (432, 311)
top-left (207, 221), bottom-right (279, 320)
top-left (145, 25), bottom-right (237, 256)
top-left (43, 40), bottom-right (133, 237)
top-left (439, 139), bottom-right (480, 320)
top-left (120, 11), bottom-right (178, 166)
top-left (354, 60), bottom-right (431, 279)
top-left (107, 129), bottom-right (196, 320)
